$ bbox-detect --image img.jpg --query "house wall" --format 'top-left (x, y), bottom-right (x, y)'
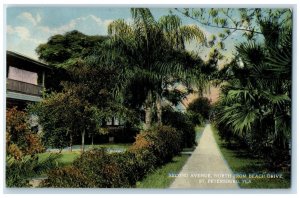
top-left (8, 66), bottom-right (38, 85)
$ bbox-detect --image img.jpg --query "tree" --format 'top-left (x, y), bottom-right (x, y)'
top-left (214, 17), bottom-right (292, 165)
top-left (187, 96), bottom-right (212, 125)
top-left (174, 8), bottom-right (292, 50)
top-left (31, 54), bottom-right (137, 152)
top-left (31, 84), bottom-right (103, 153)
top-left (35, 30), bottom-right (138, 151)
top-left (104, 8), bottom-right (209, 128)
top-left (36, 30), bottom-right (108, 69)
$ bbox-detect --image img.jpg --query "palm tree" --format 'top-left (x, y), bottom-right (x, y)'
top-left (104, 8), bottom-right (207, 128)
top-left (215, 17), bottom-right (292, 162)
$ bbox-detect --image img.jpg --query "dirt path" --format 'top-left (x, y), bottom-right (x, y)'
top-left (170, 124), bottom-right (239, 189)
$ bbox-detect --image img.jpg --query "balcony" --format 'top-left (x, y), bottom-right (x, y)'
top-left (7, 78), bottom-right (43, 96)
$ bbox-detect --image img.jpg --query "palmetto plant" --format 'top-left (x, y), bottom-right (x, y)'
top-left (215, 18), bottom-right (291, 163)
top-left (96, 8), bottom-right (208, 128)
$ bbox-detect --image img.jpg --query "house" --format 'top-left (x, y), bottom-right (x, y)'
top-left (6, 50), bottom-right (126, 140)
top-left (6, 51), bottom-right (51, 110)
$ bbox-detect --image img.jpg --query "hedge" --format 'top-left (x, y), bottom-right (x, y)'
top-left (42, 125), bottom-right (183, 188)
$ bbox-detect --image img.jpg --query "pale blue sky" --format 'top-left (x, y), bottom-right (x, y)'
top-left (6, 6), bottom-right (242, 61)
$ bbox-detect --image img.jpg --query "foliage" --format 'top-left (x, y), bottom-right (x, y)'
top-left (162, 107), bottom-right (195, 148)
top-left (42, 148), bottom-right (154, 188)
top-left (213, 17), bottom-right (291, 166)
top-left (103, 8), bottom-right (210, 128)
top-left (42, 166), bottom-right (93, 188)
top-left (73, 149), bottom-right (133, 187)
top-left (136, 155), bottom-right (189, 188)
top-left (30, 86), bottom-right (103, 152)
top-left (131, 125), bottom-right (182, 165)
top-left (212, 125), bottom-right (290, 188)
top-left (129, 148), bottom-right (157, 181)
top-left (175, 8), bottom-right (292, 50)
top-left (43, 125), bottom-right (182, 188)
top-left (187, 96), bottom-right (212, 125)
top-left (34, 30), bottom-right (140, 147)
top-left (6, 107), bottom-right (45, 159)
top-left (36, 30), bottom-right (108, 68)
top-left (6, 154), bottom-right (60, 187)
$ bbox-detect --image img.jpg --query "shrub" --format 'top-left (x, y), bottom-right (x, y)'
top-left (128, 147), bottom-right (157, 181)
top-left (6, 154), bottom-right (60, 187)
top-left (162, 107), bottom-right (195, 148)
top-left (110, 151), bottom-right (155, 186)
top-left (42, 166), bottom-right (94, 188)
top-left (43, 148), bottom-right (154, 188)
top-left (42, 126), bottom-right (183, 188)
top-left (150, 125), bottom-right (182, 164)
top-left (6, 107), bottom-right (45, 159)
top-left (131, 125), bottom-right (182, 165)
top-left (72, 149), bottom-right (130, 188)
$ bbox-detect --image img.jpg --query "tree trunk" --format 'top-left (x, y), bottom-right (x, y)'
top-left (81, 130), bottom-right (85, 153)
top-left (91, 134), bottom-right (94, 146)
top-left (70, 134), bottom-right (73, 152)
top-left (144, 91), bottom-right (153, 129)
top-left (145, 106), bottom-right (152, 129)
top-left (156, 93), bottom-right (162, 126)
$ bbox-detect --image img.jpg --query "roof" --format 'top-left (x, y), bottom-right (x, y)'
top-left (6, 50), bottom-right (52, 70)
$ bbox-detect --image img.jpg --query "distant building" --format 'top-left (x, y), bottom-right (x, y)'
top-left (6, 51), bottom-right (51, 110)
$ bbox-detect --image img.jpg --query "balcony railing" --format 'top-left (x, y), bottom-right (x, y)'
top-left (7, 78), bottom-right (43, 96)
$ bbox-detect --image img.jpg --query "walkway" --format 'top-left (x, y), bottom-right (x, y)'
top-left (170, 124), bottom-right (239, 189)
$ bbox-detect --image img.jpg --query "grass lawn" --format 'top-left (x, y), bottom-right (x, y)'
top-left (38, 152), bottom-right (80, 166)
top-left (136, 155), bottom-right (189, 188)
top-left (211, 125), bottom-right (291, 189)
top-left (38, 143), bottom-right (132, 167)
top-left (90, 143), bottom-right (131, 150)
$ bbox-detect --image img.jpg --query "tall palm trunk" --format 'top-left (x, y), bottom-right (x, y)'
top-left (70, 134), bottom-right (73, 152)
top-left (156, 92), bottom-right (162, 126)
top-left (91, 134), bottom-right (94, 146)
top-left (145, 91), bottom-right (152, 129)
top-left (81, 130), bottom-right (85, 153)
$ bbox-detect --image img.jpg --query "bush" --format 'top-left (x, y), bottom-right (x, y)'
top-left (131, 125), bottom-right (182, 165)
top-left (162, 107), bottom-right (195, 148)
top-left (44, 149), bottom-right (142, 188)
top-left (128, 148), bottom-right (156, 181)
top-left (150, 125), bottom-right (182, 164)
top-left (43, 125), bottom-right (183, 188)
top-left (73, 149), bottom-right (131, 187)
top-left (6, 154), bottom-right (60, 187)
top-left (6, 107), bottom-right (45, 159)
top-left (42, 166), bottom-right (93, 188)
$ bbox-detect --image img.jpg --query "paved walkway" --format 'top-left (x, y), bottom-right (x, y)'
top-left (170, 124), bottom-right (239, 189)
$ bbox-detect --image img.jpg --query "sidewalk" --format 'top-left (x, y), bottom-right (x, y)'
top-left (170, 124), bottom-right (239, 189)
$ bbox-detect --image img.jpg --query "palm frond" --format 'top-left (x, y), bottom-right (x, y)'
top-left (179, 25), bottom-right (207, 45)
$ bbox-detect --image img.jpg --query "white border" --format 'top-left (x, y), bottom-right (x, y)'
top-left (1, 0), bottom-right (299, 197)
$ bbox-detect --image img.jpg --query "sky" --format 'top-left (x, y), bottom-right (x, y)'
top-left (6, 6), bottom-right (242, 62)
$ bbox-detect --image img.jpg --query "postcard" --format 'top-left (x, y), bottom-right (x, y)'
top-left (4, 5), bottom-right (293, 191)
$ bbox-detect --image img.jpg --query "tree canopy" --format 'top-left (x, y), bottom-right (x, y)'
top-left (36, 30), bottom-right (108, 68)
top-left (101, 8), bottom-right (213, 128)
